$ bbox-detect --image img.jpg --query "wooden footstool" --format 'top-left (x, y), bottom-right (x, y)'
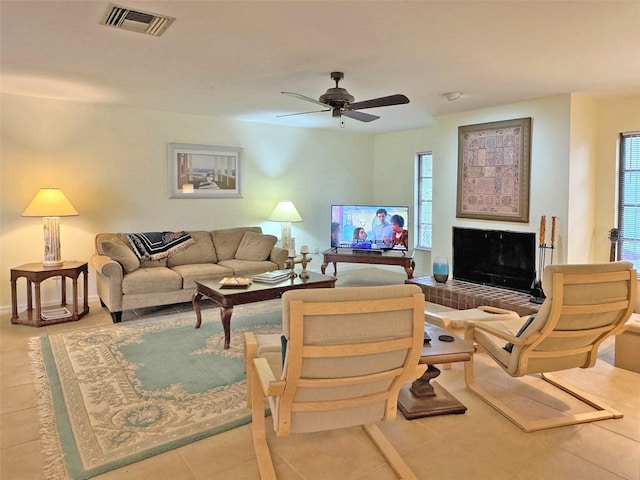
top-left (425, 305), bottom-right (521, 334)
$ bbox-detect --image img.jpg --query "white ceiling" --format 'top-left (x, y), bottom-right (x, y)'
top-left (2, 1), bottom-right (639, 134)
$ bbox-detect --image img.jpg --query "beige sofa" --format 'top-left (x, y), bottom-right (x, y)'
top-left (91, 227), bottom-right (288, 322)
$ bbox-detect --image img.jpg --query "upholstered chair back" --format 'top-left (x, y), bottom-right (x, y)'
top-left (272, 284), bottom-right (425, 435)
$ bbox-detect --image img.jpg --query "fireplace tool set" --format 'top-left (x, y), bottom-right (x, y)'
top-left (530, 215), bottom-right (556, 304)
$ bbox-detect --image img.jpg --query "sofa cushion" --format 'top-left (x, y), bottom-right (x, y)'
top-left (235, 231), bottom-right (277, 261)
top-left (122, 267), bottom-right (183, 295)
top-left (140, 257), bottom-right (168, 268)
top-left (212, 227), bottom-right (262, 261)
top-left (171, 263), bottom-right (234, 289)
top-left (100, 240), bottom-right (140, 273)
top-left (167, 231), bottom-right (218, 267)
top-left (218, 259), bottom-right (279, 277)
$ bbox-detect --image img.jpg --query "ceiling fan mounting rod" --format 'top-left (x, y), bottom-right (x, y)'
top-left (330, 71), bottom-right (344, 86)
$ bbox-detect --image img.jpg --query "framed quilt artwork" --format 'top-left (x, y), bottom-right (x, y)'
top-left (168, 143), bottom-right (242, 198)
top-left (456, 117), bottom-right (531, 222)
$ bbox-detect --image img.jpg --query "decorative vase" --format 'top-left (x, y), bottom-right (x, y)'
top-left (432, 256), bottom-right (449, 283)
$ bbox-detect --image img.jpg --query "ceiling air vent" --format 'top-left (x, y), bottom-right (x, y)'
top-left (101, 4), bottom-right (175, 37)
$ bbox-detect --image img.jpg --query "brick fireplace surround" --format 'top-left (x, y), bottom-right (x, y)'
top-left (406, 276), bottom-right (541, 317)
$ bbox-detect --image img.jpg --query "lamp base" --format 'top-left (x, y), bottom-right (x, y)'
top-left (43, 216), bottom-right (63, 267)
top-left (281, 222), bottom-right (293, 250)
top-left (43, 260), bottom-right (64, 267)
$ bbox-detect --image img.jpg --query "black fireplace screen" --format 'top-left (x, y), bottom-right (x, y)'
top-left (452, 227), bottom-right (536, 293)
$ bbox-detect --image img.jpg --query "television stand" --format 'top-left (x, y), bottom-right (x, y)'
top-left (321, 248), bottom-right (415, 279)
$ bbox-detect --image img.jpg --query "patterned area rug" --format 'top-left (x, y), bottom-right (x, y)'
top-left (29, 301), bottom-right (282, 480)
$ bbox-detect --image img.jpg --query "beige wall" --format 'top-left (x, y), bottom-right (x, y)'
top-left (2, 92), bottom-right (639, 313)
top-left (0, 94), bottom-right (374, 310)
top-left (374, 95), bottom-right (573, 276)
top-left (567, 95), bottom-right (599, 263)
top-left (594, 95), bottom-right (640, 262)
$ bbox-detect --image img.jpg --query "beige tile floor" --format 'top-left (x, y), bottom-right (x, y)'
top-left (1, 266), bottom-right (639, 479)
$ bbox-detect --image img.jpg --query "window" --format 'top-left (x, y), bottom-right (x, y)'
top-left (416, 152), bottom-right (433, 249)
top-left (618, 132), bottom-right (640, 271)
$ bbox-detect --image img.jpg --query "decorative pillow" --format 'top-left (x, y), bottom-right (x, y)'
top-left (235, 231), bottom-right (277, 261)
top-left (503, 315), bottom-right (536, 353)
top-left (101, 240), bottom-right (140, 273)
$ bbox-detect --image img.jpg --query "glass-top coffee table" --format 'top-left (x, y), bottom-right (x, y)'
top-left (192, 272), bottom-right (337, 349)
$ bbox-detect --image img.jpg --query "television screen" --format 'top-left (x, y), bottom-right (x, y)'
top-left (452, 227), bottom-right (536, 293)
top-left (331, 205), bottom-right (410, 250)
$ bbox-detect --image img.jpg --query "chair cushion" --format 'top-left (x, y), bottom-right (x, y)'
top-left (100, 240), bottom-right (140, 273)
top-left (235, 231), bottom-right (277, 261)
top-left (503, 315), bottom-right (536, 352)
top-left (254, 333), bottom-right (284, 379)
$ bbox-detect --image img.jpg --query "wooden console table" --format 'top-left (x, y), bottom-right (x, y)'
top-left (321, 248), bottom-right (415, 279)
top-left (10, 261), bottom-right (89, 327)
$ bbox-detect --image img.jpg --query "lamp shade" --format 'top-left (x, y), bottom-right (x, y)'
top-left (268, 201), bottom-right (302, 222)
top-left (22, 188), bottom-right (78, 217)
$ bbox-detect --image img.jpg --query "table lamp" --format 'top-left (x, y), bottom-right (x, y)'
top-left (22, 188), bottom-right (79, 267)
top-left (268, 200), bottom-right (302, 250)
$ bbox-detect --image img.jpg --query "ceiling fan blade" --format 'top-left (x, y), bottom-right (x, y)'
top-left (342, 110), bottom-right (379, 122)
top-left (349, 94), bottom-right (410, 111)
top-left (277, 109), bottom-right (331, 118)
top-left (281, 91), bottom-right (329, 108)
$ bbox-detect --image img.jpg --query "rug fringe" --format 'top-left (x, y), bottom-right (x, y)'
top-left (29, 337), bottom-right (71, 480)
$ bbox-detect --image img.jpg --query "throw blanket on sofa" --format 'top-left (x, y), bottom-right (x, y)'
top-left (126, 231), bottom-right (195, 260)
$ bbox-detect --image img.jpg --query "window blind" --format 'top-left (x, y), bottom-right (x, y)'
top-left (618, 132), bottom-right (640, 272)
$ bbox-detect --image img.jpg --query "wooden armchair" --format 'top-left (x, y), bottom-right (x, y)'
top-left (244, 284), bottom-right (427, 479)
top-left (464, 261), bottom-right (637, 432)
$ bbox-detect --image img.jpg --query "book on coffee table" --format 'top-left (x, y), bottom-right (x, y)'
top-left (252, 270), bottom-right (291, 283)
top-left (219, 277), bottom-right (252, 288)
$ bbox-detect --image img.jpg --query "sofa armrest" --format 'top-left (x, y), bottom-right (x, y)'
top-left (270, 246), bottom-right (288, 269)
top-left (91, 253), bottom-right (124, 313)
top-left (91, 253), bottom-right (123, 280)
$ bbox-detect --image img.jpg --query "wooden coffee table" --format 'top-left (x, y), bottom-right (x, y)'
top-left (398, 324), bottom-right (474, 419)
top-left (193, 271), bottom-right (337, 349)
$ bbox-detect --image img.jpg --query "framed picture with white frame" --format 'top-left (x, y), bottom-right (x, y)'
top-left (168, 143), bottom-right (242, 198)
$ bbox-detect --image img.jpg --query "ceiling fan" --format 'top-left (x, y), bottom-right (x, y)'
top-left (279, 72), bottom-right (409, 123)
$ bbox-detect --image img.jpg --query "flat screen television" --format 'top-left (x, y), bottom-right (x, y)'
top-left (331, 205), bottom-right (410, 250)
top-left (452, 227), bottom-right (536, 293)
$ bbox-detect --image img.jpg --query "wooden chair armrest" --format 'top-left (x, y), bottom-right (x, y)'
top-left (465, 321), bottom-right (541, 346)
top-left (477, 306), bottom-right (519, 317)
top-left (253, 357), bottom-right (286, 397)
top-left (244, 332), bottom-right (258, 372)
top-left (465, 321), bottom-right (520, 343)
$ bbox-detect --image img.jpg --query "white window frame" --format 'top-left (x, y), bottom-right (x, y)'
top-left (617, 131), bottom-right (640, 273)
top-left (416, 152), bottom-right (433, 250)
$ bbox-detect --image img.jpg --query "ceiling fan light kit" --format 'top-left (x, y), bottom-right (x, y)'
top-left (280, 71), bottom-right (409, 124)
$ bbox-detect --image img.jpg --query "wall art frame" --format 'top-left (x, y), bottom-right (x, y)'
top-left (168, 143), bottom-right (242, 199)
top-left (456, 117), bottom-right (531, 223)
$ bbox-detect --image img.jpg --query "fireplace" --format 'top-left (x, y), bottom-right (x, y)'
top-left (452, 227), bottom-right (536, 293)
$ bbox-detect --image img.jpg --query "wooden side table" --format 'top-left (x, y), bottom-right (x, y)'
top-left (10, 261), bottom-right (89, 327)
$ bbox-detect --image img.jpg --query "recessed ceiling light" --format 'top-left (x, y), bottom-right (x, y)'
top-left (443, 92), bottom-right (463, 101)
